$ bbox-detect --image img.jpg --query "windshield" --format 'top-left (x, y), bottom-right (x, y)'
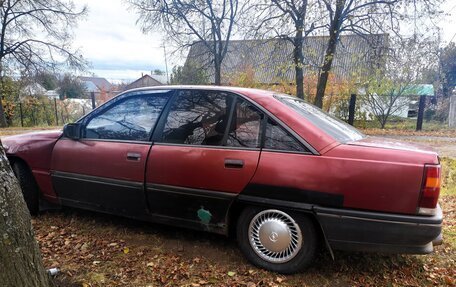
top-left (276, 94), bottom-right (364, 143)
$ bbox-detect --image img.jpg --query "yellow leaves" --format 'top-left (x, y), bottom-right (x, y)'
top-left (123, 247), bottom-right (129, 254)
top-left (275, 276), bottom-right (285, 283)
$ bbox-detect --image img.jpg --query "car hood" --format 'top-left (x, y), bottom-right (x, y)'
top-left (1, 130), bottom-right (62, 154)
top-left (347, 136), bottom-right (437, 154)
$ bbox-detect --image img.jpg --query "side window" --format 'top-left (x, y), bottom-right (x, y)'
top-left (264, 119), bottom-right (307, 152)
top-left (226, 99), bottom-right (262, 148)
top-left (161, 91), bottom-right (233, 146)
top-left (85, 94), bottom-right (169, 141)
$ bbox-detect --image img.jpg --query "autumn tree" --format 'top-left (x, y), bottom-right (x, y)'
top-left (0, 0), bottom-right (87, 127)
top-left (152, 69), bottom-right (165, 75)
top-left (313, 0), bottom-right (444, 108)
top-left (58, 73), bottom-right (87, 99)
top-left (129, 0), bottom-right (243, 85)
top-left (362, 37), bottom-right (437, 128)
top-left (170, 63), bottom-right (208, 85)
top-left (0, 143), bottom-right (51, 286)
top-left (440, 42), bottom-right (456, 97)
top-left (35, 72), bottom-right (59, 91)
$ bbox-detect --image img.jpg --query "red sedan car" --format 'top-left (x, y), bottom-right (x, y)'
top-left (2, 86), bottom-right (442, 273)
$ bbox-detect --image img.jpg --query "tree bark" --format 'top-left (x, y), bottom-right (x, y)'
top-left (314, 0), bottom-right (344, 108)
top-left (294, 20), bottom-right (304, 99)
top-left (0, 143), bottom-right (51, 287)
top-left (214, 59), bottom-right (222, 85)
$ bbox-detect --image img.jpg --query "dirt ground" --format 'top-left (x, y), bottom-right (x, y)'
top-left (34, 194), bottom-right (455, 287)
top-left (2, 127), bottom-right (455, 286)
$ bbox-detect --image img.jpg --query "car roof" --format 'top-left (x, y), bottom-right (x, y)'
top-left (122, 85), bottom-right (275, 99)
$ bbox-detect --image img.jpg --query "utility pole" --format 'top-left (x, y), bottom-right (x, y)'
top-left (163, 45), bottom-right (169, 84)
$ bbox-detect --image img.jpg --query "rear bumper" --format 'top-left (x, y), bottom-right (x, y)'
top-left (315, 204), bottom-right (443, 254)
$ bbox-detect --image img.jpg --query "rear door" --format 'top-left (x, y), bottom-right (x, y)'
top-left (51, 91), bottom-right (171, 216)
top-left (146, 90), bottom-right (263, 231)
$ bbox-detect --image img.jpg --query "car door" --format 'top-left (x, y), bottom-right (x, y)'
top-left (146, 90), bottom-right (263, 231)
top-left (51, 90), bottom-right (172, 216)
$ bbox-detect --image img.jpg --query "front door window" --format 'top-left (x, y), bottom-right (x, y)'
top-left (85, 93), bottom-right (170, 141)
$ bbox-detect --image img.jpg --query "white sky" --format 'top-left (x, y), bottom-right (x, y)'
top-left (73, 0), bottom-right (171, 83)
top-left (72, 0), bottom-right (456, 83)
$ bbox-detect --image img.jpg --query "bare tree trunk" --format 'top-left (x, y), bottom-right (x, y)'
top-left (294, 20), bottom-right (304, 99)
top-left (214, 59), bottom-right (222, 85)
top-left (314, 0), bottom-right (344, 108)
top-left (0, 144), bottom-right (51, 287)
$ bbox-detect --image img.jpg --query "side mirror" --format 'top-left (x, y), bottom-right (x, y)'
top-left (63, 123), bottom-right (82, 140)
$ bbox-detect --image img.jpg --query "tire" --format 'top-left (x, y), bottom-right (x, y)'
top-left (12, 160), bottom-right (39, 215)
top-left (237, 207), bottom-right (317, 274)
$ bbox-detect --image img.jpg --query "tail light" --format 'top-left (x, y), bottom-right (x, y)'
top-left (418, 164), bottom-right (441, 215)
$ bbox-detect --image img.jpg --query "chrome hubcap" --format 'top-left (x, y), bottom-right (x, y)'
top-left (249, 210), bottom-right (302, 263)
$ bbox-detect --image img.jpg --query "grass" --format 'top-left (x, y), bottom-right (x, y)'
top-left (355, 118), bottom-right (456, 137)
top-left (440, 157), bottom-right (456, 254)
top-left (441, 157), bottom-right (456, 197)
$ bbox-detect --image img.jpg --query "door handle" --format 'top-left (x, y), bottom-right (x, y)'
top-left (224, 159), bottom-right (244, 168)
top-left (126, 152), bottom-right (141, 161)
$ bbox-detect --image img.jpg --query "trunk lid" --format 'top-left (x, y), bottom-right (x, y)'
top-left (347, 136), bottom-right (437, 155)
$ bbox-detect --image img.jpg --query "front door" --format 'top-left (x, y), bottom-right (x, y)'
top-left (51, 91), bottom-right (171, 216)
top-left (146, 90), bottom-right (263, 231)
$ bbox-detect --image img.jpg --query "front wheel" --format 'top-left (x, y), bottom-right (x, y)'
top-left (237, 207), bottom-right (317, 274)
top-left (12, 161), bottom-right (39, 215)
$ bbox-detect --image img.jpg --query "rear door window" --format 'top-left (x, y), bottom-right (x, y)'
top-left (264, 119), bottom-right (307, 152)
top-left (161, 90), bottom-right (233, 146)
top-left (226, 99), bottom-right (263, 148)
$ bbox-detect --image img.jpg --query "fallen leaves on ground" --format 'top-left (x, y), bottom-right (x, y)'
top-left (30, 141), bottom-right (456, 287)
top-left (32, 192), bottom-right (455, 287)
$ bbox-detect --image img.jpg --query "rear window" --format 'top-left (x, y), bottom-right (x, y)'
top-left (276, 94), bottom-right (364, 143)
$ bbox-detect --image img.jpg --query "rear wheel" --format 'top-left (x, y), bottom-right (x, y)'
top-left (12, 160), bottom-right (39, 215)
top-left (237, 207), bottom-right (317, 274)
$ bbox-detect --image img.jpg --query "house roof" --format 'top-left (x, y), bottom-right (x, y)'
top-left (185, 34), bottom-right (388, 84)
top-left (82, 81), bottom-right (100, 93)
top-left (124, 74), bottom-right (165, 91)
top-left (402, 84), bottom-right (435, 97)
top-left (78, 76), bottom-right (112, 91)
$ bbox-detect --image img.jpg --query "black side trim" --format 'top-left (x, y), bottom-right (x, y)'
top-left (242, 184), bottom-right (344, 208)
top-left (146, 183), bottom-right (237, 200)
top-left (52, 171), bottom-right (146, 215)
top-left (53, 171), bottom-right (143, 189)
top-left (146, 183), bottom-right (237, 233)
top-left (238, 195), bottom-right (313, 211)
